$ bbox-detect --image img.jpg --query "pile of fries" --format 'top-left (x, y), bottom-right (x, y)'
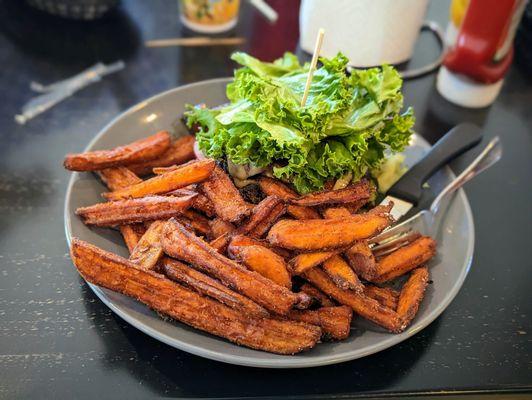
top-left (65, 130), bottom-right (437, 355)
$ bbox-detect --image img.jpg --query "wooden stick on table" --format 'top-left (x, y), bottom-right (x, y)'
top-left (146, 37), bottom-right (246, 48)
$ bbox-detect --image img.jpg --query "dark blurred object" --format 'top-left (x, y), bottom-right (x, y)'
top-left (25, 0), bottom-right (119, 20)
top-left (515, 1), bottom-right (532, 74)
top-left (248, 0), bottom-right (300, 61)
top-left (0, 0), bottom-right (139, 66)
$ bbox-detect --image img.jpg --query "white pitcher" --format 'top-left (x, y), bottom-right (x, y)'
top-left (300, 0), bottom-right (435, 68)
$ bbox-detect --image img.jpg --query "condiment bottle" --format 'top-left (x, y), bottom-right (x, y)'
top-left (437, 0), bottom-right (528, 108)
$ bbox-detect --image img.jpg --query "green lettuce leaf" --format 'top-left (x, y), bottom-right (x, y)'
top-left (185, 52), bottom-right (414, 193)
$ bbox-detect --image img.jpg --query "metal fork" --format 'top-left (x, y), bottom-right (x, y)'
top-left (370, 136), bottom-right (502, 257)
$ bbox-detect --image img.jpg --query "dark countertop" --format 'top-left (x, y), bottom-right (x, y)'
top-left (0, 0), bottom-right (530, 398)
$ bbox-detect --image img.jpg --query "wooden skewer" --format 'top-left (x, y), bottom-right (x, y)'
top-left (300, 28), bottom-right (325, 107)
top-left (146, 37), bottom-right (246, 48)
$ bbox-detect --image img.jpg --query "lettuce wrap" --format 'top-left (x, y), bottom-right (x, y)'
top-left (186, 52), bottom-right (414, 194)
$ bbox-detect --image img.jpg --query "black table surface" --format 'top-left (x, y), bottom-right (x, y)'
top-left (0, 0), bottom-right (531, 398)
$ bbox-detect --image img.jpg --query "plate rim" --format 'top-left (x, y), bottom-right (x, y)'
top-left (63, 78), bottom-right (475, 368)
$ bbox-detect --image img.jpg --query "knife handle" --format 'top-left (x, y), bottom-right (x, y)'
top-left (387, 123), bottom-right (482, 205)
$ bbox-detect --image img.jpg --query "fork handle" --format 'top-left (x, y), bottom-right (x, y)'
top-left (388, 123), bottom-right (482, 205)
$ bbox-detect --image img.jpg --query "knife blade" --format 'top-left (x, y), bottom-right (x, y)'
top-left (380, 123), bottom-right (482, 221)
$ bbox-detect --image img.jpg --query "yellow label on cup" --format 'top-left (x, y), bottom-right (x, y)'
top-left (180, 0), bottom-right (240, 27)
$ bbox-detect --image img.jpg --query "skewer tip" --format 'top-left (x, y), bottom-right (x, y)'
top-left (300, 28), bottom-right (326, 107)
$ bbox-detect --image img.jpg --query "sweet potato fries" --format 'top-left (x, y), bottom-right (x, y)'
top-left (162, 258), bottom-right (269, 318)
top-left (228, 235), bottom-right (292, 289)
top-left (65, 131), bottom-right (438, 355)
top-left (76, 195), bottom-right (195, 226)
top-left (290, 179), bottom-right (373, 207)
top-left (162, 219), bottom-right (299, 315)
top-left (127, 134), bottom-right (195, 176)
top-left (128, 220), bottom-right (165, 270)
top-left (65, 131), bottom-right (171, 171)
top-left (71, 239), bottom-right (320, 354)
top-left (200, 165), bottom-right (253, 223)
top-left (104, 159), bottom-right (215, 200)
top-left (267, 213), bottom-right (392, 251)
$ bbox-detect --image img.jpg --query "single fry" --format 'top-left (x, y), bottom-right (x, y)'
top-left (299, 283), bottom-right (336, 307)
top-left (225, 234), bottom-right (261, 247)
top-left (162, 258), bottom-right (269, 318)
top-left (397, 267), bottom-right (429, 326)
top-left (215, 231), bottom-right (292, 259)
top-left (181, 209), bottom-right (210, 236)
top-left (97, 167), bottom-right (142, 190)
top-left (209, 218), bottom-right (235, 240)
top-left (345, 240), bottom-right (377, 281)
top-left (258, 176), bottom-right (299, 199)
top-left (174, 217), bottom-right (194, 233)
top-left (289, 251), bottom-right (337, 275)
top-left (190, 192), bottom-right (217, 217)
top-left (161, 219), bottom-right (301, 315)
top-left (127, 135), bottom-right (195, 176)
top-left (268, 212), bottom-right (392, 251)
top-left (291, 179), bottom-right (373, 207)
top-left (64, 131), bottom-right (171, 171)
top-left (286, 204), bottom-right (321, 220)
top-left (324, 198), bottom-right (372, 216)
top-left (104, 159), bottom-right (215, 200)
top-left (269, 245), bottom-right (293, 260)
top-left (228, 235), bottom-right (292, 289)
top-left (303, 267), bottom-right (405, 333)
top-left (363, 285), bottom-right (400, 310)
top-left (210, 232), bottom-right (231, 253)
top-left (129, 220), bottom-right (165, 270)
top-left (288, 306), bottom-right (353, 340)
top-left (344, 199), bottom-right (369, 214)
top-left (76, 195), bottom-right (195, 227)
top-left (201, 166), bottom-right (252, 223)
top-left (70, 239), bottom-right (320, 354)
top-left (373, 236), bottom-right (436, 283)
top-left (239, 196), bottom-right (285, 237)
top-left (367, 202), bottom-right (394, 215)
top-left (322, 207), bottom-right (351, 219)
top-left (165, 186), bottom-right (198, 196)
top-left (152, 166), bottom-right (179, 175)
top-left (249, 202), bottom-right (286, 238)
top-left (168, 187), bottom-right (216, 217)
top-left (120, 224), bottom-right (146, 253)
top-left (258, 176), bottom-right (319, 220)
top-left (152, 159), bottom-right (198, 175)
top-left (322, 255), bottom-right (364, 292)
